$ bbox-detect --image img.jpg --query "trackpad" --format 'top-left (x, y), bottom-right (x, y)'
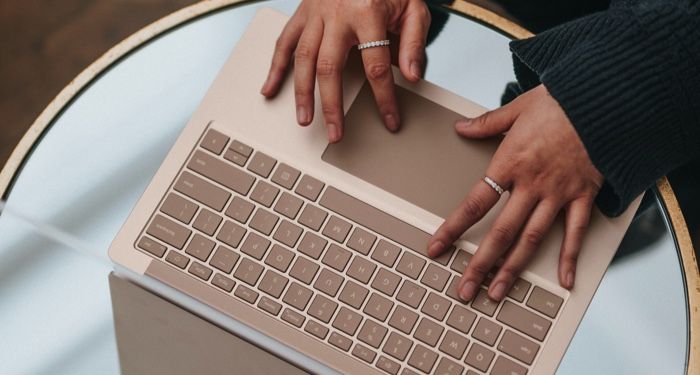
top-left (322, 83), bottom-right (499, 220)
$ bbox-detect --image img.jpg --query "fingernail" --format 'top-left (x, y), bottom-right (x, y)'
top-left (459, 281), bottom-right (477, 301)
top-left (566, 270), bottom-right (575, 289)
top-left (456, 118), bottom-right (473, 128)
top-left (384, 114), bottom-right (399, 132)
top-left (410, 61), bottom-right (421, 79)
top-left (490, 282), bottom-right (507, 301)
top-left (327, 124), bottom-right (340, 143)
top-left (428, 241), bottom-right (444, 257)
top-left (297, 106), bottom-right (309, 124)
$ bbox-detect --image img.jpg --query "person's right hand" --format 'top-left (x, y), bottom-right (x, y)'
top-left (260, 0), bottom-right (431, 143)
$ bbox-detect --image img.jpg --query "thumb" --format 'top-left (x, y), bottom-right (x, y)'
top-left (455, 106), bottom-right (517, 138)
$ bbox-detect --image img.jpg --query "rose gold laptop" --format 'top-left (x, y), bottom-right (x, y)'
top-left (109, 8), bottom-right (640, 375)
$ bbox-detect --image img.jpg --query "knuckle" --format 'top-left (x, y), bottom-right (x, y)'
top-left (317, 58), bottom-right (339, 78)
top-left (322, 103), bottom-right (341, 117)
top-left (358, 0), bottom-right (384, 12)
top-left (522, 228), bottom-right (546, 247)
top-left (498, 264), bottom-right (520, 281)
top-left (462, 196), bottom-right (486, 220)
top-left (274, 36), bottom-right (288, 52)
top-left (294, 43), bottom-right (315, 62)
top-left (294, 84), bottom-right (312, 98)
top-left (366, 62), bottom-right (391, 81)
top-left (468, 261), bottom-right (491, 278)
top-left (492, 225), bottom-right (515, 246)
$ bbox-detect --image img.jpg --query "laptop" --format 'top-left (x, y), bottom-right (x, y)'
top-left (109, 8), bottom-right (640, 375)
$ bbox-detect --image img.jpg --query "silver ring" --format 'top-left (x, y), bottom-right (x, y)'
top-left (483, 176), bottom-right (505, 195)
top-left (357, 39), bottom-right (390, 50)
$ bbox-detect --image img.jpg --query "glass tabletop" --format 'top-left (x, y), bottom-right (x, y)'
top-left (0, 1), bottom-right (689, 374)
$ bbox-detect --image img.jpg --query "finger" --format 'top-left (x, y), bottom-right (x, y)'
top-left (317, 27), bottom-right (351, 143)
top-left (489, 201), bottom-right (560, 301)
top-left (454, 104), bottom-right (518, 139)
top-left (356, 27), bottom-right (400, 132)
top-left (294, 19), bottom-right (324, 125)
top-left (458, 191), bottom-right (536, 301)
top-left (558, 198), bottom-right (593, 289)
top-left (427, 175), bottom-right (508, 258)
top-left (262, 18), bottom-right (305, 97)
top-left (398, 2), bottom-right (430, 81)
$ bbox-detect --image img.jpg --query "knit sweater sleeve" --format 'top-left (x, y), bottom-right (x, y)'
top-left (508, 0), bottom-right (700, 216)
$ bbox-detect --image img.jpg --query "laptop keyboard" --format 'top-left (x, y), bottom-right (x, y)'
top-left (137, 128), bottom-right (565, 375)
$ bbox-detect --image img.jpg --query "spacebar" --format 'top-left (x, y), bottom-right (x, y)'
top-left (319, 186), bottom-right (432, 257)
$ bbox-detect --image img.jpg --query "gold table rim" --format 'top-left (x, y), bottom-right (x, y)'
top-left (0, 0), bottom-right (696, 373)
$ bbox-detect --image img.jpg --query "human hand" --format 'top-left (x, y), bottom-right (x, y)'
top-left (427, 84), bottom-right (604, 302)
top-left (260, 0), bottom-right (431, 143)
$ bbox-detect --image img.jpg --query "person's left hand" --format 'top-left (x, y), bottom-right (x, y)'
top-left (427, 84), bottom-right (604, 302)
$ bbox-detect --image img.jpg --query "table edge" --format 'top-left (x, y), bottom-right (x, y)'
top-left (0, 0), bottom-right (696, 373)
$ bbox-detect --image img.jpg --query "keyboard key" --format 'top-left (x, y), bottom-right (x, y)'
top-left (352, 343), bottom-right (377, 363)
top-left (265, 244), bottom-right (295, 272)
top-left (234, 284), bottom-right (259, 304)
top-left (233, 258), bottom-right (264, 286)
top-left (471, 288), bottom-right (499, 316)
top-left (465, 343), bottom-right (494, 372)
top-left (297, 232), bottom-right (327, 259)
top-left (314, 268), bottom-right (343, 297)
top-left (347, 227), bottom-right (376, 255)
top-left (446, 305), bottom-right (477, 335)
top-left (147, 214), bottom-right (191, 249)
top-left (274, 192), bottom-right (304, 219)
top-left (247, 151), bottom-right (277, 178)
top-left (216, 220), bottom-right (246, 248)
top-left (498, 330), bottom-right (539, 365)
top-left (527, 286), bottom-right (563, 318)
top-left (192, 209), bottom-right (223, 236)
top-left (421, 292), bottom-right (451, 321)
top-left (209, 245), bottom-right (239, 273)
top-left (414, 318), bottom-right (444, 347)
top-left (321, 244), bottom-right (351, 272)
top-left (297, 204), bottom-right (328, 231)
top-left (185, 233), bottom-right (216, 261)
top-left (383, 332), bottom-right (413, 361)
top-left (333, 307), bottom-right (363, 336)
top-left (439, 330), bottom-right (469, 359)
top-left (497, 301), bottom-right (551, 341)
top-left (223, 148), bottom-right (247, 166)
top-left (282, 282), bottom-right (314, 311)
top-left (388, 305), bottom-right (419, 334)
top-left (491, 355), bottom-right (527, 375)
top-left (174, 171), bottom-right (231, 212)
top-left (273, 220), bottom-right (303, 248)
top-left (271, 163), bottom-right (301, 189)
top-left (240, 232), bottom-right (270, 260)
top-left (308, 295), bottom-right (338, 323)
top-left (188, 150), bottom-right (255, 196)
top-left (434, 357), bottom-right (465, 375)
top-left (473, 317), bottom-right (502, 346)
top-left (137, 236), bottom-right (166, 257)
top-left (358, 320), bottom-right (388, 348)
top-left (364, 293), bottom-right (393, 322)
top-left (508, 278), bottom-right (532, 303)
top-left (165, 250), bottom-right (190, 269)
top-left (445, 275), bottom-right (461, 301)
top-left (295, 174), bottom-right (325, 201)
top-left (377, 356), bottom-right (401, 375)
top-left (338, 281), bottom-right (369, 309)
top-left (225, 196), bottom-right (255, 224)
top-left (396, 280), bottom-right (427, 309)
top-left (407, 344), bottom-right (438, 374)
top-left (160, 193), bottom-right (198, 224)
top-left (450, 249), bottom-right (472, 273)
top-left (212, 273), bottom-right (235, 292)
top-left (346, 256), bottom-right (377, 284)
top-left (371, 240), bottom-right (401, 267)
top-left (250, 180), bottom-right (280, 207)
top-left (281, 308), bottom-right (306, 328)
top-left (188, 262), bottom-right (213, 281)
top-left (305, 320), bottom-right (329, 340)
top-left (289, 256), bottom-right (319, 285)
top-left (230, 140), bottom-right (253, 157)
top-left (322, 215), bottom-right (352, 243)
top-left (200, 129), bottom-right (229, 155)
top-left (420, 264), bottom-right (451, 292)
top-left (250, 208), bottom-right (279, 236)
top-left (371, 268), bottom-right (401, 296)
top-left (396, 252), bottom-right (426, 280)
top-left (258, 296), bottom-right (282, 316)
top-left (258, 270), bottom-right (289, 298)
top-left (401, 368), bottom-right (420, 375)
top-left (328, 331), bottom-right (352, 352)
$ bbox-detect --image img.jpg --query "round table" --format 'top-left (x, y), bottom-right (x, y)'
top-left (0, 1), bottom-right (697, 374)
